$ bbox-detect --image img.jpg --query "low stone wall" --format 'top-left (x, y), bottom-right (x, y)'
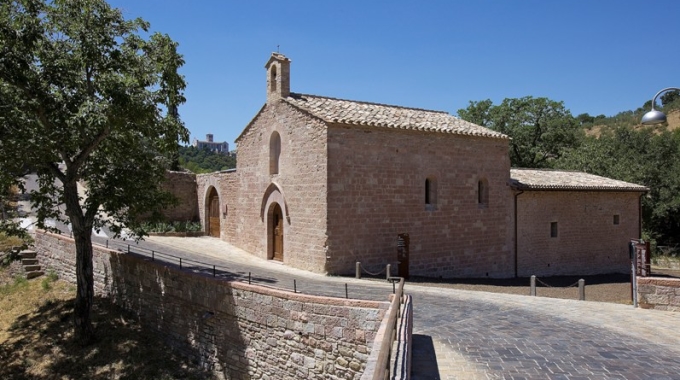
top-left (35, 232), bottom-right (389, 379)
top-left (161, 170), bottom-right (199, 222)
top-left (637, 277), bottom-right (680, 312)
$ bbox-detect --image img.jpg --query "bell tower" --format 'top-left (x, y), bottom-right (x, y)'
top-left (265, 53), bottom-right (290, 103)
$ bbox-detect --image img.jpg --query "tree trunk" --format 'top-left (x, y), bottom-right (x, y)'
top-left (62, 180), bottom-right (95, 345)
top-left (73, 226), bottom-right (95, 345)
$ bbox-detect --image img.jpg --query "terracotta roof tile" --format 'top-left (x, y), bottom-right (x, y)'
top-left (283, 93), bottom-right (508, 139)
top-left (510, 169), bottom-right (648, 192)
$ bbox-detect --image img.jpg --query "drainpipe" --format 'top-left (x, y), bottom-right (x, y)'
top-left (514, 190), bottom-right (524, 278)
top-left (638, 193), bottom-right (643, 239)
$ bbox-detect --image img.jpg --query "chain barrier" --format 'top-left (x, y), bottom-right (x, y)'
top-left (360, 263), bottom-right (386, 276)
top-left (97, 238), bottom-right (383, 300)
top-left (535, 277), bottom-right (580, 288)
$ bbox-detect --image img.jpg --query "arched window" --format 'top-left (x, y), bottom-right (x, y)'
top-left (269, 131), bottom-right (281, 175)
top-left (425, 177), bottom-right (437, 206)
top-left (478, 178), bottom-right (489, 207)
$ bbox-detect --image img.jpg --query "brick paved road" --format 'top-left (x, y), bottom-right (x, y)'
top-left (103, 236), bottom-right (680, 379)
top-left (409, 286), bottom-right (680, 379)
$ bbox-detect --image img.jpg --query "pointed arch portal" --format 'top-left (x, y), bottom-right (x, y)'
top-left (270, 203), bottom-right (284, 261)
top-left (207, 187), bottom-right (220, 238)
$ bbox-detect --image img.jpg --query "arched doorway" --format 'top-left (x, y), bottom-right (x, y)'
top-left (270, 203), bottom-right (284, 261)
top-left (207, 187), bottom-right (220, 238)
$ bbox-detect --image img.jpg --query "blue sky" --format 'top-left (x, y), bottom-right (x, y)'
top-left (108, 0), bottom-right (680, 149)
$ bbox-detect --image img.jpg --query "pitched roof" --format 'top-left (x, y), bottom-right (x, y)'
top-left (510, 168), bottom-right (648, 192)
top-left (282, 93), bottom-right (508, 139)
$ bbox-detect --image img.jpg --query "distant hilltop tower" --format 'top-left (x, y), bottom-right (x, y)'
top-left (192, 133), bottom-right (229, 154)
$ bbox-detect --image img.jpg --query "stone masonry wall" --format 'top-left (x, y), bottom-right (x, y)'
top-left (161, 170), bottom-right (199, 222)
top-left (196, 170), bottom-right (238, 240)
top-left (200, 100), bottom-right (329, 273)
top-left (516, 191), bottom-right (640, 277)
top-left (326, 125), bottom-right (515, 278)
top-left (637, 277), bottom-right (680, 312)
top-left (35, 232), bottom-right (388, 379)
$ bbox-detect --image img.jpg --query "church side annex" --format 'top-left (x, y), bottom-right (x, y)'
top-left (192, 53), bottom-right (648, 279)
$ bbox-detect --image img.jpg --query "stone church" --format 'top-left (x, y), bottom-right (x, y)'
top-left (186, 53), bottom-right (647, 279)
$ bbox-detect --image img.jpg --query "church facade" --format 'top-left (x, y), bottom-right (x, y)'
top-left (192, 53), bottom-right (647, 278)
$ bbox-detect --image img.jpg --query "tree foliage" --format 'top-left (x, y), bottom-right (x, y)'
top-left (458, 96), bottom-right (583, 168)
top-left (0, 0), bottom-right (188, 344)
top-left (178, 146), bottom-right (236, 173)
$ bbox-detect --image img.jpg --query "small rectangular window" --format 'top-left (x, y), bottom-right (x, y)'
top-left (550, 222), bottom-right (558, 238)
top-left (613, 215), bottom-right (620, 225)
top-left (425, 179), bottom-right (431, 204)
top-left (477, 179), bottom-right (489, 207)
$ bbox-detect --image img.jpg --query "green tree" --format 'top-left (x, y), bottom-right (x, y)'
top-left (576, 113), bottom-right (595, 126)
top-left (661, 89), bottom-right (680, 107)
top-left (0, 0), bottom-right (188, 344)
top-left (456, 99), bottom-right (494, 127)
top-left (458, 96), bottom-right (582, 168)
top-left (177, 146), bottom-right (236, 173)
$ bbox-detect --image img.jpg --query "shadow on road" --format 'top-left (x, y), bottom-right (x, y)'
top-left (410, 334), bottom-right (441, 380)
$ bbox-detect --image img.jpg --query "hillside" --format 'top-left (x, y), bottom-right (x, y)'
top-left (586, 109), bottom-right (680, 137)
top-left (176, 146), bottom-right (236, 173)
top-left (585, 96), bottom-right (680, 137)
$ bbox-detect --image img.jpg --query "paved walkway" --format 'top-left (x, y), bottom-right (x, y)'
top-left (105, 236), bottom-right (680, 379)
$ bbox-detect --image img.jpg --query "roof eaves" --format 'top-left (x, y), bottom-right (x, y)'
top-left (280, 97), bottom-right (334, 124)
top-left (510, 183), bottom-right (649, 192)
top-left (234, 103), bottom-right (268, 143)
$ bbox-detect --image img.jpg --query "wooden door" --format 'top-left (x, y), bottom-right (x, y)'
top-left (208, 189), bottom-right (220, 238)
top-left (272, 204), bottom-right (283, 261)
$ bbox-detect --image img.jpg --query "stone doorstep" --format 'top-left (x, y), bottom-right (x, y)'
top-left (26, 271), bottom-right (44, 279)
top-left (20, 250), bottom-right (37, 259)
top-left (23, 264), bottom-right (41, 272)
top-left (21, 258), bottom-right (39, 266)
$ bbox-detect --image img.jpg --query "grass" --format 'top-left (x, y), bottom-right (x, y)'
top-left (651, 245), bottom-right (680, 269)
top-left (141, 221), bottom-right (202, 234)
top-left (0, 268), bottom-right (209, 380)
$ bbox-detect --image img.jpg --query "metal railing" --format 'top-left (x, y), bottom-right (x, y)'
top-left (97, 239), bottom-right (392, 301)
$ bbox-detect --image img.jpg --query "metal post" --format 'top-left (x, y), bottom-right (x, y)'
top-left (127, 244), bottom-right (130, 254)
top-left (248, 272), bottom-right (251, 284)
top-left (392, 280), bottom-right (396, 294)
top-left (632, 257), bottom-right (638, 308)
top-left (213, 265), bottom-right (216, 277)
top-left (578, 279), bottom-right (585, 301)
top-left (106, 240), bottom-right (108, 249)
top-left (386, 264), bottom-right (391, 280)
top-left (530, 275), bottom-right (536, 296)
top-left (294, 279), bottom-right (297, 293)
top-left (345, 283), bottom-right (348, 299)
top-left (179, 258), bottom-right (182, 270)
top-left (151, 250), bottom-right (155, 261)
top-left (356, 262), bottom-right (361, 279)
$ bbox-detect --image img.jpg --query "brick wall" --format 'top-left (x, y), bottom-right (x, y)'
top-left (638, 277), bottom-right (680, 312)
top-left (35, 231), bottom-right (388, 379)
top-left (326, 125), bottom-right (515, 278)
top-left (200, 101), bottom-right (329, 272)
top-left (516, 191), bottom-right (640, 276)
top-left (160, 171), bottom-right (199, 222)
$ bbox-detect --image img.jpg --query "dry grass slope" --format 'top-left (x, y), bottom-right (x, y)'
top-left (586, 109), bottom-right (680, 137)
top-left (0, 270), bottom-right (208, 380)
